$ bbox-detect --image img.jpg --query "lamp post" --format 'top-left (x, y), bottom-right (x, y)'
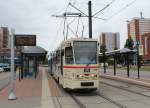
top-left (136, 40), bottom-right (140, 79)
top-left (8, 29), bottom-right (17, 100)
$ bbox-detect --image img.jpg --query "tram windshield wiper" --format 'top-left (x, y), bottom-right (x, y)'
top-left (86, 56), bottom-right (96, 66)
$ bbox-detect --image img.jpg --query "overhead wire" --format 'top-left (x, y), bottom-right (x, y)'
top-left (93, 0), bottom-right (116, 17)
top-left (63, 17), bottom-right (67, 40)
top-left (76, 17), bottom-right (80, 37)
top-left (66, 19), bottom-right (77, 36)
top-left (51, 18), bottom-right (64, 47)
top-left (106, 0), bottom-right (137, 20)
top-left (65, 15), bottom-right (77, 39)
top-left (68, 17), bottom-right (77, 25)
top-left (69, 2), bottom-right (88, 16)
top-left (52, 0), bottom-right (138, 41)
top-left (63, 1), bottom-right (71, 40)
top-left (55, 19), bottom-right (65, 38)
top-left (80, 18), bottom-right (85, 38)
top-left (93, 16), bottom-right (107, 21)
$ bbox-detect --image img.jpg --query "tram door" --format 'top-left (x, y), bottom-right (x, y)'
top-left (28, 58), bottom-right (35, 76)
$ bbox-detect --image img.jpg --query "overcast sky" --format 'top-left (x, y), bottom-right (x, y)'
top-left (0, 0), bottom-right (150, 52)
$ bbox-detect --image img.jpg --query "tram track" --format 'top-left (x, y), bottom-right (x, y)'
top-left (50, 76), bottom-right (150, 108)
top-left (69, 93), bottom-right (86, 108)
top-left (52, 96), bottom-right (63, 108)
top-left (100, 80), bottom-right (150, 98)
top-left (51, 76), bottom-right (127, 108)
top-left (51, 76), bottom-right (83, 108)
top-left (96, 92), bottom-right (127, 108)
top-left (69, 91), bottom-right (127, 108)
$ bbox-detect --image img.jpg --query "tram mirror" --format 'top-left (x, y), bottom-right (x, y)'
top-left (65, 42), bottom-right (71, 47)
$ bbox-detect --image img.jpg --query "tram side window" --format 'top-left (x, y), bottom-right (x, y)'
top-left (56, 50), bottom-right (60, 64)
top-left (65, 47), bottom-right (74, 64)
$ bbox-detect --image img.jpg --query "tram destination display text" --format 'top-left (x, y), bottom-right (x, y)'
top-left (14, 35), bottom-right (36, 46)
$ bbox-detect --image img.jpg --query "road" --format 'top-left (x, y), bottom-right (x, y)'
top-left (0, 72), bottom-right (11, 90)
top-left (0, 71), bottom-right (18, 90)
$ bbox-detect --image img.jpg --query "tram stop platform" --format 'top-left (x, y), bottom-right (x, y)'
top-left (0, 66), bottom-right (61, 108)
top-left (100, 73), bottom-right (150, 88)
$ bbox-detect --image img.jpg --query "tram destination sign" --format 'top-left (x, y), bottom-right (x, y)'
top-left (14, 34), bottom-right (36, 46)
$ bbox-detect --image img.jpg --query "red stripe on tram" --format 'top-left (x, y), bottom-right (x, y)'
top-left (63, 66), bottom-right (99, 68)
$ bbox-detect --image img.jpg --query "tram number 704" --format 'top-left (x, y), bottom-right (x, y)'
top-left (84, 68), bottom-right (90, 72)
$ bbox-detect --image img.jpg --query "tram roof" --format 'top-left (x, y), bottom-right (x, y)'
top-left (63, 37), bottom-right (98, 42)
top-left (55, 37), bottom-right (98, 49)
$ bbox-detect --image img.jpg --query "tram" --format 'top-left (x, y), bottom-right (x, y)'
top-left (49, 38), bottom-right (100, 90)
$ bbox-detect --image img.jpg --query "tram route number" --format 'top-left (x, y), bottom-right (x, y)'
top-left (84, 68), bottom-right (90, 72)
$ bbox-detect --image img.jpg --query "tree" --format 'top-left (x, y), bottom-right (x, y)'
top-left (100, 45), bottom-right (107, 53)
top-left (124, 37), bottom-right (134, 49)
top-left (100, 45), bottom-right (107, 65)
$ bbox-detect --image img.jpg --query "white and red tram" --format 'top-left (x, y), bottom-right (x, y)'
top-left (49, 38), bottom-right (100, 90)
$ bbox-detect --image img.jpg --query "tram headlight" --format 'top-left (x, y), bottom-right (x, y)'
top-left (76, 74), bottom-right (97, 78)
top-left (77, 74), bottom-right (84, 78)
top-left (90, 74), bottom-right (97, 77)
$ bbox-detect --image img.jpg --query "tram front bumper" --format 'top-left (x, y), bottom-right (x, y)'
top-left (63, 79), bottom-right (99, 90)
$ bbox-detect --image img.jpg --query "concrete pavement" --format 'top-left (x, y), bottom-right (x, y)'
top-left (0, 72), bottom-right (11, 91)
top-left (0, 67), bottom-right (55, 108)
top-left (41, 67), bottom-right (55, 108)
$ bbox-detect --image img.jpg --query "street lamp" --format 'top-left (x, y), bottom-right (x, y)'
top-left (8, 29), bottom-right (17, 100)
top-left (136, 40), bottom-right (140, 79)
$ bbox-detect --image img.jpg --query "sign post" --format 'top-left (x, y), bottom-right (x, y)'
top-left (8, 29), bottom-right (17, 100)
top-left (136, 41), bottom-right (140, 79)
top-left (139, 45), bottom-right (143, 56)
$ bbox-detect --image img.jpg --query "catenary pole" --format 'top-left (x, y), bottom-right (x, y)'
top-left (88, 1), bottom-right (92, 38)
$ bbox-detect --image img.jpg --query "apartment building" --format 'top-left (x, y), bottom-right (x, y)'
top-left (99, 32), bottom-right (120, 52)
top-left (127, 17), bottom-right (150, 60)
top-left (0, 27), bottom-right (9, 49)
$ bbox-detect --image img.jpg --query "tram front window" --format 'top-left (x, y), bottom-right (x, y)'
top-left (65, 47), bottom-right (74, 64)
top-left (74, 41), bottom-right (97, 64)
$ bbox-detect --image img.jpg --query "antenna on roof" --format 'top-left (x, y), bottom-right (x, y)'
top-left (140, 12), bottom-right (144, 19)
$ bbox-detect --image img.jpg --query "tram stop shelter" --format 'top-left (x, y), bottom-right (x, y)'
top-left (20, 46), bottom-right (47, 80)
top-left (99, 48), bottom-right (137, 77)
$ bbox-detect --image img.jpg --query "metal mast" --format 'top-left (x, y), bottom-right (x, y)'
top-left (88, 1), bottom-right (92, 38)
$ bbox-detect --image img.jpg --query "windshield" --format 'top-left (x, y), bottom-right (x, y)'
top-left (74, 41), bottom-right (97, 64)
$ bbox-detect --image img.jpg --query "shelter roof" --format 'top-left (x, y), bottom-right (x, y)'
top-left (22, 46), bottom-right (47, 54)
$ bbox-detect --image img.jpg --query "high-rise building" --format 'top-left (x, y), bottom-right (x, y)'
top-left (127, 17), bottom-right (150, 61)
top-left (127, 18), bottom-right (150, 43)
top-left (99, 32), bottom-right (120, 52)
top-left (141, 33), bottom-right (150, 60)
top-left (0, 27), bottom-right (9, 49)
top-left (0, 27), bottom-right (10, 60)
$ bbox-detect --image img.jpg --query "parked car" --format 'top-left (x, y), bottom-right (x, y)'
top-left (0, 67), bottom-right (4, 73)
top-left (0, 63), bottom-right (10, 72)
